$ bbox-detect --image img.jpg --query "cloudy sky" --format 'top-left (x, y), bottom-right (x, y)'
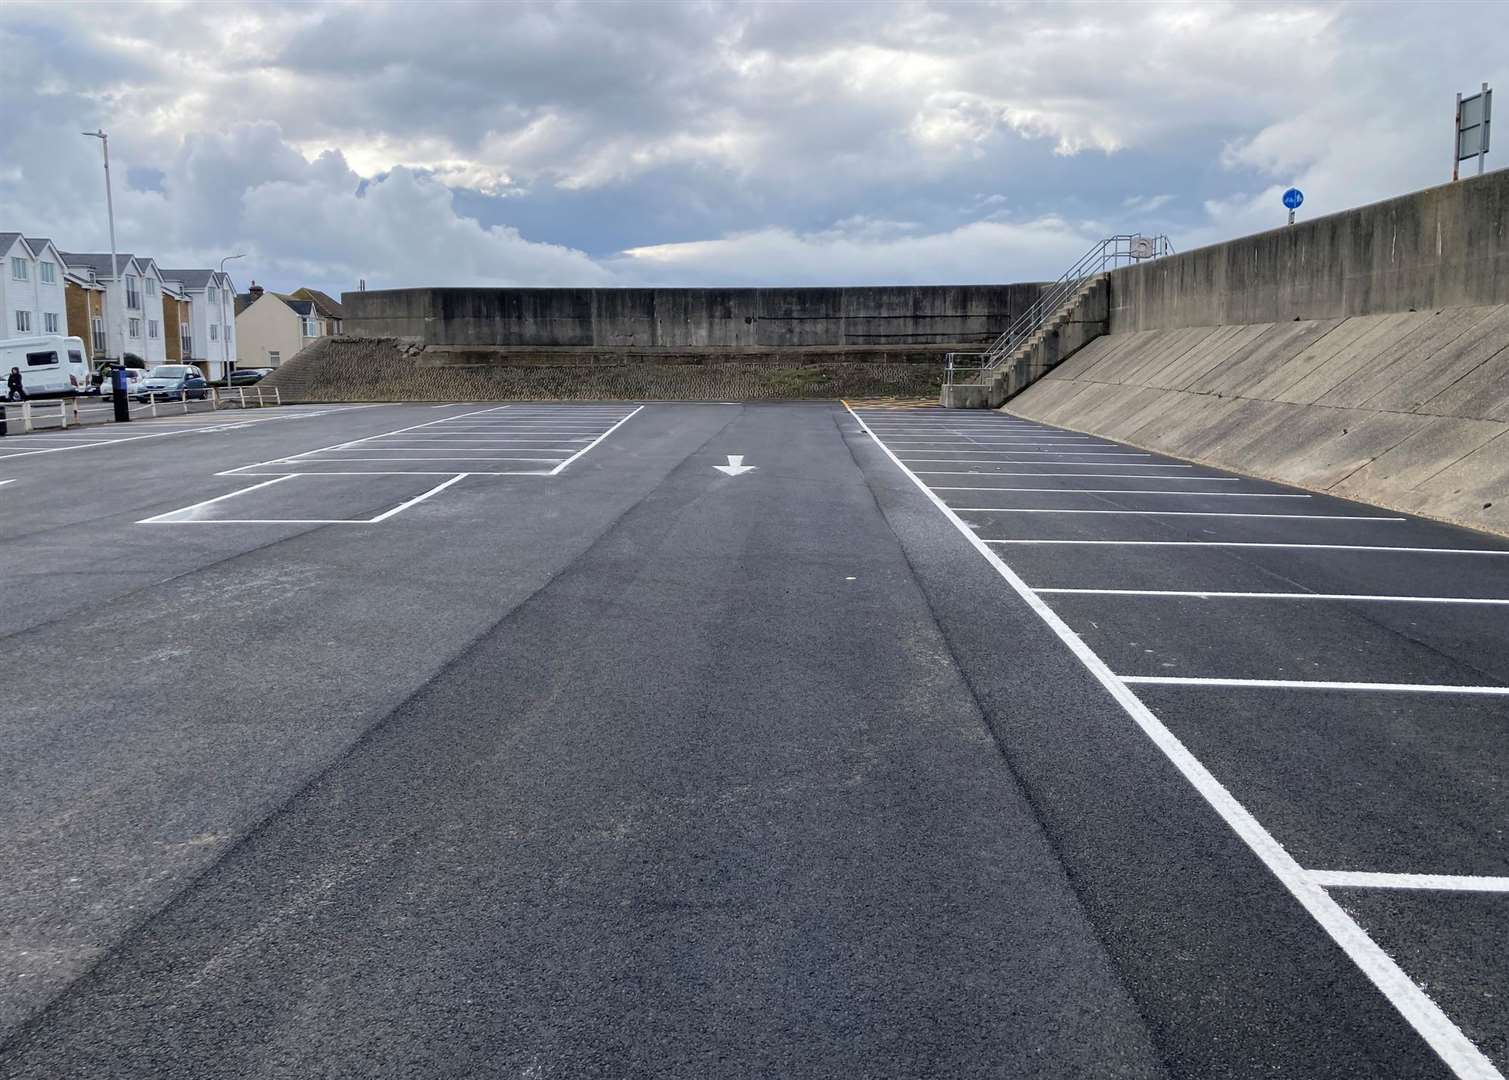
top-left (2, 0), bottom-right (1505, 297)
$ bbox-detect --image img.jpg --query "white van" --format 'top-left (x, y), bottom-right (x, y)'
top-left (1, 335), bottom-right (89, 399)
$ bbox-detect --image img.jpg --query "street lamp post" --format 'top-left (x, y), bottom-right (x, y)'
top-left (81, 130), bottom-right (126, 419)
top-left (218, 253), bottom-right (244, 387)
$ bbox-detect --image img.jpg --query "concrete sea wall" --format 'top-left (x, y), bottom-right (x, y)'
top-left (343, 284), bottom-right (1047, 349)
top-left (1107, 169), bottom-right (1509, 332)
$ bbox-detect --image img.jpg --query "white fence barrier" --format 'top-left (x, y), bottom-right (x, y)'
top-left (0, 385), bottom-right (281, 434)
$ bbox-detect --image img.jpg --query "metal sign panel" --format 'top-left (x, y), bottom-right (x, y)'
top-left (1456, 87), bottom-right (1492, 161)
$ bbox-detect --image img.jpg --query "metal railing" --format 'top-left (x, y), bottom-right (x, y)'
top-left (945, 233), bottom-right (1174, 385)
top-left (0, 386), bottom-right (281, 434)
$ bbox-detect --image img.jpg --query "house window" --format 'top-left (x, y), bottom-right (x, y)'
top-left (207, 286), bottom-right (218, 302)
top-left (128, 317), bottom-right (141, 338)
top-left (300, 316), bottom-right (320, 337)
top-left (43, 312), bottom-right (60, 334)
top-left (92, 316), bottom-right (106, 353)
top-left (210, 324), bottom-right (218, 341)
top-left (146, 278), bottom-right (157, 297)
top-left (180, 323), bottom-right (192, 356)
top-left (11, 257), bottom-right (28, 281)
top-left (148, 320), bottom-right (159, 339)
top-left (125, 276), bottom-right (141, 309)
top-left (268, 351), bottom-right (280, 365)
top-left (40, 261), bottom-right (56, 284)
top-left (15, 310), bottom-right (31, 332)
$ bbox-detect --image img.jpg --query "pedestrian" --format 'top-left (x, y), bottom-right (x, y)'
top-left (7, 366), bottom-right (24, 401)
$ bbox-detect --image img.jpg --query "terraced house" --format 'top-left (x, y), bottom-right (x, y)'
top-left (158, 268), bottom-right (238, 379)
top-left (0, 233), bottom-right (68, 343)
top-left (57, 252), bottom-right (169, 364)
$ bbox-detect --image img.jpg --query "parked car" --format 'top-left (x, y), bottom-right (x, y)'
top-left (1, 335), bottom-right (89, 399)
top-left (94, 364), bottom-right (146, 399)
top-left (229, 368), bottom-right (272, 385)
top-left (134, 365), bottom-right (209, 402)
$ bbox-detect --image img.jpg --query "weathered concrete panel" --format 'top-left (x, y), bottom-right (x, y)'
top-left (1108, 169), bottom-right (1509, 332)
top-left (344, 284), bottom-right (1048, 350)
top-left (1007, 306), bottom-right (1509, 537)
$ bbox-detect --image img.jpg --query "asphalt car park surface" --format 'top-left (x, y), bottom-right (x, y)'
top-left (0, 401), bottom-right (1504, 1078)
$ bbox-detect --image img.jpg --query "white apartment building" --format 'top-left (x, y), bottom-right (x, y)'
top-left (0, 233), bottom-right (68, 342)
top-left (56, 251), bottom-right (170, 363)
top-left (158, 268), bottom-right (238, 378)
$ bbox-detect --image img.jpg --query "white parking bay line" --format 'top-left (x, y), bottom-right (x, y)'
top-left (548, 405), bottom-right (644, 474)
top-left (845, 402), bottom-right (1501, 1079)
top-left (897, 449), bottom-right (1152, 456)
top-left (983, 540), bottom-right (1509, 554)
top-left (1036, 589), bottom-right (1509, 604)
top-left (220, 405), bottom-right (516, 474)
top-left (1119, 675), bottom-right (1509, 695)
top-left (930, 487), bottom-right (1310, 497)
top-left (953, 508), bottom-right (1403, 520)
top-left (138, 474), bottom-right (297, 523)
top-left (905, 462), bottom-right (1199, 469)
top-left (917, 472), bottom-right (1237, 480)
top-left (366, 473), bottom-right (470, 522)
top-left (282, 456), bottom-right (562, 462)
top-left (141, 472), bottom-right (471, 525)
top-left (1308, 871), bottom-right (1509, 893)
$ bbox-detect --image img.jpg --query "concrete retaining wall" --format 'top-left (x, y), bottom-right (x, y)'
top-left (1108, 169), bottom-right (1509, 332)
top-left (343, 284), bottom-right (1047, 348)
top-left (1006, 305), bottom-right (1509, 536)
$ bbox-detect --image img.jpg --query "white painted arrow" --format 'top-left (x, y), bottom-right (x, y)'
top-left (713, 454), bottom-right (758, 476)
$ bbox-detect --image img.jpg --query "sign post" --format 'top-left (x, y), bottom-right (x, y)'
top-left (1282, 187), bottom-right (1304, 226)
top-left (1454, 83), bottom-right (1492, 181)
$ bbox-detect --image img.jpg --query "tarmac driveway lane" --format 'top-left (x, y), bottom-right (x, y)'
top-left (0, 404), bottom-right (1166, 1079)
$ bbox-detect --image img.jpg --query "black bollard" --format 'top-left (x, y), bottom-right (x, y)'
top-left (0, 401), bottom-right (6, 437)
top-left (112, 367), bottom-right (131, 422)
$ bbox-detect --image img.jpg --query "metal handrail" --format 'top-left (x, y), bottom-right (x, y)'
top-left (946, 233), bottom-right (1173, 385)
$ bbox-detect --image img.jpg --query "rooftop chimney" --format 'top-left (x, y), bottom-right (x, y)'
top-left (249, 282), bottom-right (264, 300)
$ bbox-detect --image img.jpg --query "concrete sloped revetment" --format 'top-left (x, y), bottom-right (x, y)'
top-left (1002, 169), bottom-right (1509, 537)
top-left (1008, 306), bottom-right (1509, 536)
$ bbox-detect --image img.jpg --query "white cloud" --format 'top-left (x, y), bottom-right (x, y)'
top-left (615, 216), bottom-right (1097, 286)
top-left (2, 0), bottom-right (1507, 294)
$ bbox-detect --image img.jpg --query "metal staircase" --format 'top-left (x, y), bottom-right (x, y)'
top-left (945, 233), bottom-right (1173, 388)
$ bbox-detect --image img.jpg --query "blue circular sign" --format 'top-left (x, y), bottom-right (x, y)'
top-left (1282, 187), bottom-right (1304, 210)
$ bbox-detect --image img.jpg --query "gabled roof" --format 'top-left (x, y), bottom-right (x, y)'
top-left (64, 269), bottom-right (104, 290)
top-left (159, 268), bottom-right (216, 290)
top-left (289, 287), bottom-right (344, 319)
top-left (0, 232), bottom-right (27, 256)
top-left (24, 237), bottom-right (60, 259)
top-left (279, 296), bottom-right (315, 316)
top-left (59, 252), bottom-right (139, 280)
